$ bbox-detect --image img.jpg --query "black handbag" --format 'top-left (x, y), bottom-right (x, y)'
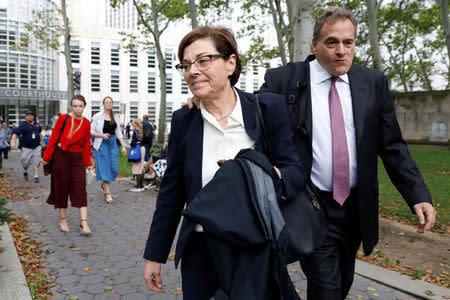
top-left (43, 114), bottom-right (69, 176)
top-left (254, 94), bottom-right (327, 263)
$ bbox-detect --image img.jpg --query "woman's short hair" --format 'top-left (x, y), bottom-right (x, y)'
top-left (313, 6), bottom-right (358, 41)
top-left (177, 26), bottom-right (242, 86)
top-left (71, 94), bottom-right (86, 106)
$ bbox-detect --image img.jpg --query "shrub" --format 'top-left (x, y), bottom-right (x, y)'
top-left (0, 197), bottom-right (12, 240)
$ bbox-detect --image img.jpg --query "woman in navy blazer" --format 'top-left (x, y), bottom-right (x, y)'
top-left (142, 26), bottom-right (306, 299)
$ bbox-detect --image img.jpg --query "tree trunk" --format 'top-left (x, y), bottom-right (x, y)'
top-left (151, 0), bottom-right (167, 144)
top-left (365, 0), bottom-right (383, 70)
top-left (268, 0), bottom-right (287, 65)
top-left (61, 0), bottom-right (73, 107)
top-left (189, 0), bottom-right (198, 29)
top-left (439, 0), bottom-right (450, 87)
top-left (288, 0), bottom-right (313, 61)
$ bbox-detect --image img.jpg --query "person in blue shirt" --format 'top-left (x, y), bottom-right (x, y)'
top-left (10, 110), bottom-right (45, 182)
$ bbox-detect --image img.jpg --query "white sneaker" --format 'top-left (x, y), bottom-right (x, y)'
top-left (144, 183), bottom-right (155, 190)
top-left (130, 187), bottom-right (145, 192)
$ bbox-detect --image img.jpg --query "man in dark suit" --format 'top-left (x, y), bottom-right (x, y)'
top-left (259, 6), bottom-right (436, 300)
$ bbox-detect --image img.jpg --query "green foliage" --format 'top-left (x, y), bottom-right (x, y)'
top-left (0, 197), bottom-right (12, 240)
top-left (23, 8), bottom-right (63, 51)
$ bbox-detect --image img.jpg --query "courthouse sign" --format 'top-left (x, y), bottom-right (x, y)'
top-left (0, 88), bottom-right (67, 101)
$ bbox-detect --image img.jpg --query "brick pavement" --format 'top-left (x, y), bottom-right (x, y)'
top-left (3, 151), bottom-right (418, 299)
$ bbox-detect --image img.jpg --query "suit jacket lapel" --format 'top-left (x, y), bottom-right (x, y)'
top-left (184, 109), bottom-right (204, 200)
top-left (237, 89), bottom-right (260, 148)
top-left (348, 66), bottom-right (369, 146)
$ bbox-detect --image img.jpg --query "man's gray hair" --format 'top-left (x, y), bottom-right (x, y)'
top-left (313, 6), bottom-right (358, 41)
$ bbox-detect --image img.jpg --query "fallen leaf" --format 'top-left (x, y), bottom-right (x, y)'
top-left (69, 296), bottom-right (79, 300)
top-left (291, 268), bottom-right (299, 273)
top-left (104, 268), bottom-right (111, 272)
top-left (367, 287), bottom-right (375, 291)
top-left (174, 287), bottom-right (182, 292)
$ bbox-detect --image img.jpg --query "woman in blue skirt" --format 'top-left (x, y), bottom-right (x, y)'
top-left (91, 96), bottom-right (127, 203)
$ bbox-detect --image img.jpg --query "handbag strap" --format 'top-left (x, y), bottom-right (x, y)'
top-left (254, 94), bottom-right (318, 200)
top-left (254, 94), bottom-right (272, 161)
top-left (55, 114), bottom-right (69, 145)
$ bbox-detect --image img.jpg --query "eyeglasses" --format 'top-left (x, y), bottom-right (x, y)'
top-left (175, 54), bottom-right (225, 75)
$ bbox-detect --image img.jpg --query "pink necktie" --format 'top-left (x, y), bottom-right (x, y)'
top-left (329, 77), bottom-right (350, 206)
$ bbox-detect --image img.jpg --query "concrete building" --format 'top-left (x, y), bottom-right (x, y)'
top-left (0, 0), bottom-right (65, 128)
top-left (62, 0), bottom-right (265, 134)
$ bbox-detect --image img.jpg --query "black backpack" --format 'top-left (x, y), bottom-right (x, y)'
top-left (142, 122), bottom-right (153, 143)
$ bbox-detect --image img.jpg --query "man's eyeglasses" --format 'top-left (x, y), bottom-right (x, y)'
top-left (175, 54), bottom-right (225, 75)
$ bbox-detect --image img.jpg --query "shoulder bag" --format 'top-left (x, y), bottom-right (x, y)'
top-left (43, 114), bottom-right (69, 176)
top-left (254, 93), bottom-right (327, 263)
top-left (128, 131), bottom-right (142, 162)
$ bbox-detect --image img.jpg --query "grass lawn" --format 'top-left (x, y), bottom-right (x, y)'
top-left (118, 143), bottom-right (163, 178)
top-left (378, 145), bottom-right (450, 229)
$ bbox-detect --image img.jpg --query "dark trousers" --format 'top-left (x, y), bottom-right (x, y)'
top-left (300, 188), bottom-right (361, 300)
top-left (1, 147), bottom-right (8, 159)
top-left (144, 143), bottom-right (152, 162)
top-left (46, 147), bottom-right (87, 208)
top-left (181, 232), bottom-right (219, 300)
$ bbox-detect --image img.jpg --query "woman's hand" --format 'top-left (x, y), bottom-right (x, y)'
top-left (41, 159), bottom-right (49, 166)
top-left (87, 166), bottom-right (94, 172)
top-left (143, 260), bottom-right (163, 292)
top-left (121, 146), bottom-right (127, 155)
top-left (103, 133), bottom-right (110, 140)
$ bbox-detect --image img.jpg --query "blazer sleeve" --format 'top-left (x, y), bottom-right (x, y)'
top-left (377, 74), bottom-right (432, 210)
top-left (261, 93), bottom-right (306, 201)
top-left (143, 111), bottom-right (186, 263)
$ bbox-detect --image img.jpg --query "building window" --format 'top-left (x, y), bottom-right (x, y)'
top-left (129, 101), bottom-right (138, 121)
top-left (20, 57), bottom-right (28, 88)
top-left (253, 78), bottom-right (259, 92)
top-left (148, 49), bottom-right (155, 68)
top-left (130, 47), bottom-right (138, 67)
top-left (166, 73), bottom-right (172, 94)
top-left (130, 71), bottom-right (138, 93)
top-left (0, 55), bottom-right (6, 87)
top-left (113, 101), bottom-right (120, 114)
top-left (111, 43), bottom-right (119, 65)
top-left (240, 77), bottom-right (246, 91)
top-left (181, 78), bottom-right (188, 94)
top-left (91, 69), bottom-right (100, 92)
top-left (166, 102), bottom-right (173, 123)
top-left (91, 42), bottom-right (100, 64)
top-left (165, 48), bottom-right (173, 69)
top-left (91, 101), bottom-right (101, 118)
top-left (148, 102), bottom-right (156, 122)
top-left (70, 40), bottom-right (80, 64)
top-left (253, 65), bottom-right (258, 75)
top-left (111, 70), bottom-right (120, 92)
top-left (148, 72), bottom-right (155, 93)
top-left (73, 68), bottom-right (80, 91)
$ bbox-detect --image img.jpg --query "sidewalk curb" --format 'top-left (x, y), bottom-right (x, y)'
top-left (355, 259), bottom-right (450, 300)
top-left (0, 223), bottom-right (33, 300)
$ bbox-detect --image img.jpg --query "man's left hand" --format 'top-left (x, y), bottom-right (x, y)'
top-left (413, 202), bottom-right (436, 233)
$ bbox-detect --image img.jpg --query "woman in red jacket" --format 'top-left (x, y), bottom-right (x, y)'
top-left (42, 95), bottom-right (94, 235)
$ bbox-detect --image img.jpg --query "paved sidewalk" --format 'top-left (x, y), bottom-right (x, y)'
top-left (2, 151), bottom-right (422, 299)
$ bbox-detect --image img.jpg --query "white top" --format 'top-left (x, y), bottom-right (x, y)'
top-left (309, 59), bottom-right (357, 191)
top-left (91, 111), bottom-right (123, 150)
top-left (194, 88), bottom-right (255, 232)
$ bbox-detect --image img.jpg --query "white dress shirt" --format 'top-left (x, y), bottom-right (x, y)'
top-left (194, 88), bottom-right (255, 232)
top-left (309, 59), bottom-right (357, 191)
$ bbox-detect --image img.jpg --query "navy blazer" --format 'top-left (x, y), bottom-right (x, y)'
top-left (143, 88), bottom-right (306, 267)
top-left (260, 55), bottom-right (432, 255)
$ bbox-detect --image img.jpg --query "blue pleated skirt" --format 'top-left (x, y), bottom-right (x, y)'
top-left (95, 135), bottom-right (119, 182)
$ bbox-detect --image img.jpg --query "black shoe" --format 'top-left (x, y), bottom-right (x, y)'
top-left (34, 176), bottom-right (39, 183)
top-left (23, 172), bottom-right (28, 181)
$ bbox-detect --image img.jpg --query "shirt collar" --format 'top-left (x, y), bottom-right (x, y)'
top-left (310, 59), bottom-right (349, 85)
top-left (199, 88), bottom-right (244, 127)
